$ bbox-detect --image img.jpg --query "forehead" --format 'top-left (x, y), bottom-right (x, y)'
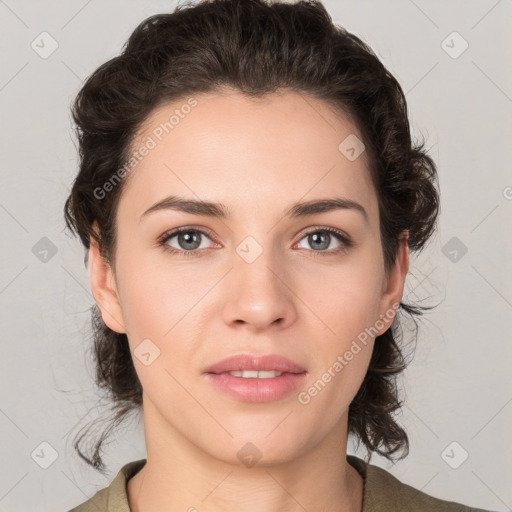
top-left (117, 89), bottom-right (377, 225)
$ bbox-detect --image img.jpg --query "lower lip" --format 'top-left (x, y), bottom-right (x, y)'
top-left (205, 372), bottom-right (307, 402)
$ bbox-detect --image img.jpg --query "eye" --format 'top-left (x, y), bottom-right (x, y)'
top-left (157, 226), bottom-right (353, 258)
top-left (158, 227), bottom-right (217, 257)
top-left (295, 227), bottom-right (352, 254)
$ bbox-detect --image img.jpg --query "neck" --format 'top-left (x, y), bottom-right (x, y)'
top-left (127, 399), bottom-right (363, 512)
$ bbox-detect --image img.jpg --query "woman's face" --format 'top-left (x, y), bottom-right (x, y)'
top-left (90, 88), bottom-right (408, 466)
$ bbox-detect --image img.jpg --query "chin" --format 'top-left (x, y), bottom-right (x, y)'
top-left (198, 427), bottom-right (313, 469)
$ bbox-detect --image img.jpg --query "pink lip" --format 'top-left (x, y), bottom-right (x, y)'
top-left (204, 354), bottom-right (307, 403)
top-left (204, 353), bottom-right (307, 374)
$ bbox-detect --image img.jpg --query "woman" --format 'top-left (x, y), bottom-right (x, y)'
top-left (64, 0), bottom-right (494, 510)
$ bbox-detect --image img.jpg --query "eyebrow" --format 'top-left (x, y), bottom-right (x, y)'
top-left (140, 195), bottom-right (368, 223)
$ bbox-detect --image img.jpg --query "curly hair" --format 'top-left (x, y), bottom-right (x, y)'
top-left (64, 0), bottom-right (439, 474)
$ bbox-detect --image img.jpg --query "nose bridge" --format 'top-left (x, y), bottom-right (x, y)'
top-left (222, 235), bottom-right (296, 330)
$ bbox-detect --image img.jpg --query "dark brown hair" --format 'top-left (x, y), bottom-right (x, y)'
top-left (64, 0), bottom-right (439, 474)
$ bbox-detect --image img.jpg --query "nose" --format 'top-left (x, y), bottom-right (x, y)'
top-left (222, 250), bottom-right (297, 332)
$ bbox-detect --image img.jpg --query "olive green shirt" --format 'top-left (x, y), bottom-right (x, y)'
top-left (68, 455), bottom-right (494, 511)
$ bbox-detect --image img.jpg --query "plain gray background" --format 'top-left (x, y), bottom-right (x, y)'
top-left (1, 0), bottom-right (511, 511)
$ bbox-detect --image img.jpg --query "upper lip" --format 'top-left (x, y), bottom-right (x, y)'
top-left (204, 354), bottom-right (307, 374)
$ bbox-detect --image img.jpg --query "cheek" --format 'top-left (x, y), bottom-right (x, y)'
top-left (296, 247), bottom-right (384, 405)
top-left (298, 267), bottom-right (380, 424)
top-left (114, 244), bottom-right (211, 338)
top-left (112, 256), bottom-right (208, 400)
top-left (300, 254), bottom-right (385, 343)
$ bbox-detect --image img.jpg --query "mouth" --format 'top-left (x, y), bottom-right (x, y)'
top-left (204, 353), bottom-right (307, 402)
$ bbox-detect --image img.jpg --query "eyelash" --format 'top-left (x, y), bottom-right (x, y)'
top-left (156, 226), bottom-right (354, 259)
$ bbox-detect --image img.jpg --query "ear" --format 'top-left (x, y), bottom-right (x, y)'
top-left (375, 230), bottom-right (409, 336)
top-left (88, 222), bottom-right (126, 334)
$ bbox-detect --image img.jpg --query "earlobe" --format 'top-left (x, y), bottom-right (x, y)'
top-left (88, 228), bottom-right (126, 334)
top-left (377, 231), bottom-right (410, 335)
